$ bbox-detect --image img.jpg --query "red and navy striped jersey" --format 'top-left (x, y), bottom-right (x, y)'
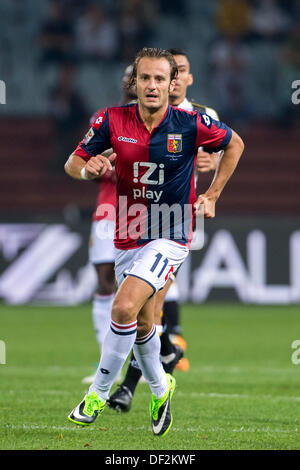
top-left (75, 103), bottom-right (232, 250)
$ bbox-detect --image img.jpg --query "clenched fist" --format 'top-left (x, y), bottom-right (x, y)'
top-left (84, 153), bottom-right (117, 179)
top-left (193, 194), bottom-right (216, 218)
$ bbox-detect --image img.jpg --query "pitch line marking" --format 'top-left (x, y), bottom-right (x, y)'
top-left (176, 391), bottom-right (300, 402)
top-left (137, 391), bottom-right (300, 402)
top-left (5, 389), bottom-right (300, 402)
top-left (2, 423), bottom-right (299, 434)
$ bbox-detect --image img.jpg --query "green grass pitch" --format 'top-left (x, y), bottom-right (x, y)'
top-left (0, 302), bottom-right (300, 450)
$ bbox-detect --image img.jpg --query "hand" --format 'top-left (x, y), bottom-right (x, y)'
top-left (196, 150), bottom-right (219, 173)
top-left (193, 194), bottom-right (216, 218)
top-left (85, 153), bottom-right (116, 179)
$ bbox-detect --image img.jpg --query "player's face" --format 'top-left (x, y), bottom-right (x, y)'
top-left (136, 57), bottom-right (176, 112)
top-left (169, 55), bottom-right (193, 104)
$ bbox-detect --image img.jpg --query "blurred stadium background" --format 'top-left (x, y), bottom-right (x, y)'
top-left (0, 0), bottom-right (299, 306)
top-left (0, 0), bottom-right (300, 452)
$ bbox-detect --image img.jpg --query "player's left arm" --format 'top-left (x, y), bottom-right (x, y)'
top-left (194, 128), bottom-right (244, 218)
top-left (194, 105), bottom-right (221, 174)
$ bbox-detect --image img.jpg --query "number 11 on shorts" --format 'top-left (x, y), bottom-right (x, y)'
top-left (150, 253), bottom-right (171, 279)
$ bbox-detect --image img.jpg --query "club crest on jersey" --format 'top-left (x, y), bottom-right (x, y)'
top-left (167, 134), bottom-right (182, 153)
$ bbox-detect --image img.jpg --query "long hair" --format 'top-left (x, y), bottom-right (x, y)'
top-left (126, 47), bottom-right (178, 90)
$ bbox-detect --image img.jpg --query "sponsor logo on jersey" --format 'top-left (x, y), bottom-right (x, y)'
top-left (118, 136), bottom-right (138, 143)
top-left (200, 113), bottom-right (212, 128)
top-left (84, 127), bottom-right (94, 144)
top-left (167, 134), bottom-right (182, 153)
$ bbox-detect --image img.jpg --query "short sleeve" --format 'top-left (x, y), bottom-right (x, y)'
top-left (195, 113), bottom-right (232, 152)
top-left (74, 109), bottom-right (111, 161)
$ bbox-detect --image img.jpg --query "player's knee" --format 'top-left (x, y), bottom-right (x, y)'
top-left (111, 298), bottom-right (137, 324)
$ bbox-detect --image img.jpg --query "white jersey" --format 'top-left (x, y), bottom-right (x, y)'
top-left (175, 98), bottom-right (223, 177)
top-left (176, 97), bottom-right (220, 121)
top-left (176, 97), bottom-right (222, 154)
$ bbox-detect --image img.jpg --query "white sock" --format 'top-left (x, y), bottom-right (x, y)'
top-left (89, 320), bottom-right (137, 400)
top-left (92, 293), bottom-right (114, 350)
top-left (133, 325), bottom-right (168, 399)
top-left (156, 324), bottom-right (163, 335)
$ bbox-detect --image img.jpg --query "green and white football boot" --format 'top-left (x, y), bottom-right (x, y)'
top-left (149, 373), bottom-right (176, 437)
top-left (68, 391), bottom-right (106, 426)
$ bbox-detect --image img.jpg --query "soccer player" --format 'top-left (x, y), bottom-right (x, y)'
top-left (65, 47), bottom-right (244, 436)
top-left (82, 65), bottom-right (182, 386)
top-left (108, 48), bottom-right (222, 411)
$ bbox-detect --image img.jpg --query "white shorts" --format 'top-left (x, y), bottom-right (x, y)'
top-left (89, 220), bottom-right (116, 264)
top-left (115, 239), bottom-right (189, 293)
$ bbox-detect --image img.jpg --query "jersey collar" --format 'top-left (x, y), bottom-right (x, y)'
top-left (135, 103), bottom-right (170, 133)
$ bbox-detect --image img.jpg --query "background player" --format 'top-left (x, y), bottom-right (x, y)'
top-left (108, 47), bottom-right (222, 411)
top-left (163, 48), bottom-right (221, 367)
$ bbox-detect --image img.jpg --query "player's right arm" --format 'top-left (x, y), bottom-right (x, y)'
top-left (64, 152), bottom-right (116, 180)
top-left (64, 108), bottom-right (116, 180)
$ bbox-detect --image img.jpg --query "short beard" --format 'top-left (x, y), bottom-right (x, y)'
top-left (146, 104), bottom-right (161, 114)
